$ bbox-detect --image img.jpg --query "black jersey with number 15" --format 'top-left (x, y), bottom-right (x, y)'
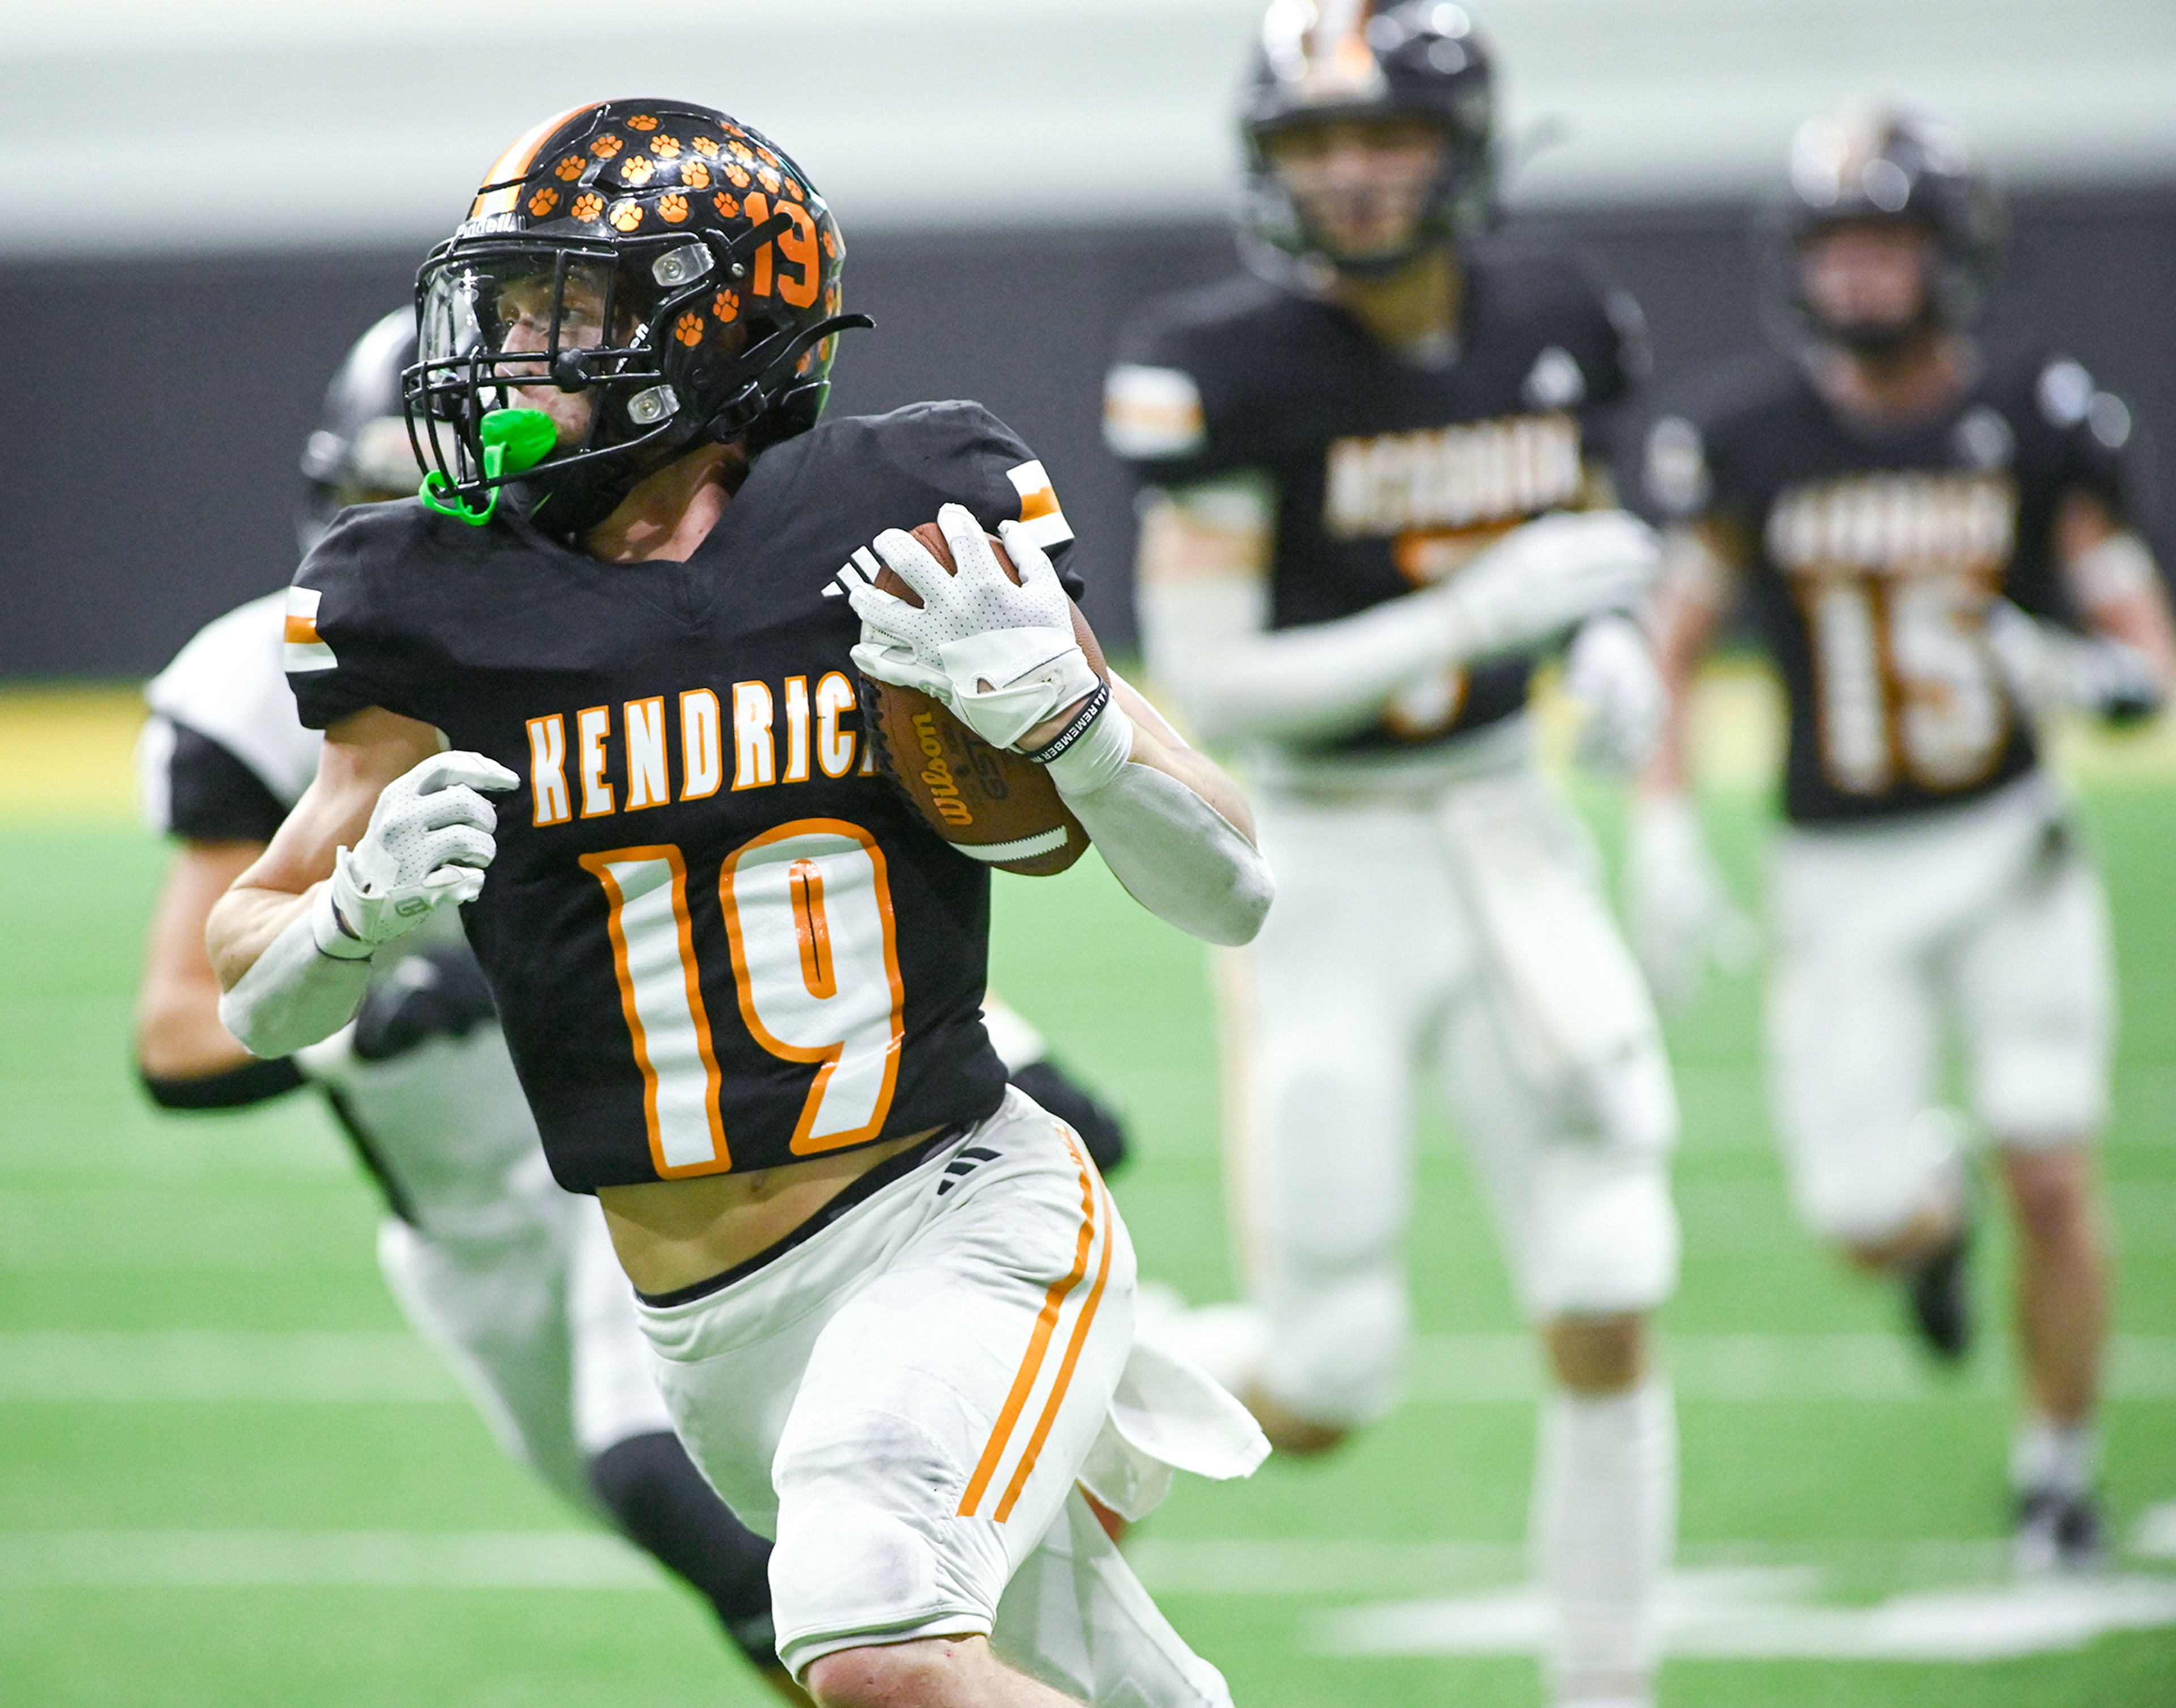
top-left (1642, 350), bottom-right (2137, 826)
top-left (1107, 227), bottom-right (1645, 756)
top-left (287, 402), bottom-right (1079, 1193)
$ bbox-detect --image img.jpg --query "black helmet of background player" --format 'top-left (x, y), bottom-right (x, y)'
top-left (1239, 0), bottom-right (1495, 284)
top-left (405, 99), bottom-right (869, 539)
top-left (1767, 105), bottom-right (2002, 356)
top-left (298, 308), bottom-right (425, 555)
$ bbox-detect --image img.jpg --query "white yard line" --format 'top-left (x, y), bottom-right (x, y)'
top-left (0, 1529), bottom-right (660, 1589)
top-left (1315, 1569), bottom-right (2176, 1664)
top-left (1403, 1332), bottom-right (2176, 1403)
top-left (10, 1524), bottom-right (2171, 1667)
top-left (0, 1331), bottom-right (457, 1401)
top-left (1126, 1538), bottom-right (2032, 1600)
top-left (3, 1330), bottom-right (2173, 1404)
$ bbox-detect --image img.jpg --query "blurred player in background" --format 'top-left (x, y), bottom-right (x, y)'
top-left (135, 307), bottom-right (1129, 1698)
top-left (1107, 6), bottom-right (1678, 1703)
top-left (1633, 107), bottom-right (2175, 1571)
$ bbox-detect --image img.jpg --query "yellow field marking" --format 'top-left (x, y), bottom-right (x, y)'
top-left (0, 686), bottom-right (147, 823)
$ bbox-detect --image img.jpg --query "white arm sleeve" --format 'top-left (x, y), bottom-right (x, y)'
top-left (1141, 573), bottom-right (1459, 745)
top-left (218, 885), bottom-right (376, 1059)
top-left (1044, 675), bottom-right (1273, 948)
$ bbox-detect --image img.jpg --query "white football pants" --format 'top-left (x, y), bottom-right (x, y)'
top-left (1227, 764), bottom-right (1680, 1427)
top-left (636, 1089), bottom-right (1263, 1693)
top-left (1768, 767), bottom-right (2114, 1245)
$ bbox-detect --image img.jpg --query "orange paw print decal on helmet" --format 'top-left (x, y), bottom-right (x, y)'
top-left (712, 191), bottom-right (741, 219)
top-left (527, 187), bottom-right (560, 218)
top-left (682, 161), bottom-right (711, 190)
top-left (651, 135), bottom-right (682, 160)
top-left (690, 135), bottom-right (721, 158)
top-left (590, 134), bottom-right (624, 159)
top-left (620, 156), bottom-right (655, 187)
top-left (608, 199), bottom-right (643, 232)
top-left (726, 141), bottom-right (756, 165)
top-left (755, 145), bottom-right (779, 166)
top-left (554, 154), bottom-right (585, 182)
top-left (756, 165), bottom-right (781, 193)
top-left (673, 312), bottom-right (705, 347)
top-left (779, 177), bottom-right (805, 202)
top-left (626, 114), bottom-right (658, 132)
top-left (571, 192), bottom-right (605, 223)
top-left (658, 193), bottom-right (690, 224)
top-left (722, 160), bottom-right (751, 189)
top-left (712, 288), bottom-right (741, 323)
top-left (821, 227), bottom-right (839, 260)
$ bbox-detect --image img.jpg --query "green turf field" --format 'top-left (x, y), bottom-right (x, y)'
top-left (3, 704), bottom-right (2173, 1706)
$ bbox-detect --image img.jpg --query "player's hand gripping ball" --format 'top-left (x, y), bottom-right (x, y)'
top-left (849, 505), bottom-right (1107, 876)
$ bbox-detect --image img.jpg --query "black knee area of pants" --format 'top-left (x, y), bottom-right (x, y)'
top-left (588, 1431), bottom-right (779, 1669)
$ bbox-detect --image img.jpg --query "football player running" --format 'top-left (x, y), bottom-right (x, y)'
top-left (201, 100), bottom-right (1271, 1708)
top-left (135, 307), bottom-right (1137, 1697)
top-left (1633, 107), bottom-right (2174, 1572)
top-left (1106, 8), bottom-right (1678, 1706)
top-left (137, 308), bottom-right (790, 1697)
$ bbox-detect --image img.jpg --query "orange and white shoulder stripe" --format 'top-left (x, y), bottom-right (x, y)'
top-left (1004, 460), bottom-right (1074, 553)
top-left (1103, 364), bottom-right (1208, 461)
top-left (957, 1130), bottom-right (1117, 1524)
top-left (283, 587), bottom-right (337, 674)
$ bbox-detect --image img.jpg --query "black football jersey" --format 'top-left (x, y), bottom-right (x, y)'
top-left (1107, 227), bottom-right (1645, 755)
top-left (1642, 349), bottom-right (2137, 826)
top-left (287, 402), bottom-right (1078, 1192)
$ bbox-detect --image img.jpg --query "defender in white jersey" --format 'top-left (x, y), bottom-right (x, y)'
top-left (135, 312), bottom-right (1136, 1697)
top-left (1634, 109), bottom-right (2175, 1570)
top-left (1108, 10), bottom-right (1678, 1706)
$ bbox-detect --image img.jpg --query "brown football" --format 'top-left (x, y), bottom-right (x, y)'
top-left (860, 521), bottom-right (1106, 877)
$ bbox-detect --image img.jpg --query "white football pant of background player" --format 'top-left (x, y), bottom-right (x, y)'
top-left (1138, 483), bottom-right (1681, 1708)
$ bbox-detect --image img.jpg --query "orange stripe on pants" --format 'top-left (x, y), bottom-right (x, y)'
top-left (994, 1170), bottom-right (1114, 1522)
top-left (957, 1139), bottom-right (1099, 1518)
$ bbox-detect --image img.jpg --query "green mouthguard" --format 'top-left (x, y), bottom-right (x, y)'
top-left (419, 407), bottom-right (558, 526)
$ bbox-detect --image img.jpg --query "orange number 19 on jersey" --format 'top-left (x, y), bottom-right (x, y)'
top-left (580, 819), bottom-right (906, 1177)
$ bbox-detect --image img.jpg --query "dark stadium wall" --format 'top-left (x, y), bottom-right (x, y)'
top-left (5, 184), bottom-right (2174, 681)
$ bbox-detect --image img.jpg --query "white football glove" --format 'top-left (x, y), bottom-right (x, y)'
top-left (1436, 510), bottom-right (1663, 662)
top-left (849, 503), bottom-right (1102, 752)
top-left (315, 750), bottom-right (519, 959)
top-left (1625, 792), bottom-right (1754, 1013)
top-left (1985, 599), bottom-right (2165, 726)
top-left (1562, 614), bottom-right (1665, 776)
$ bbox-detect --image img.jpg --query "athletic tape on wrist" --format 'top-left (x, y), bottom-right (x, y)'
top-left (309, 880), bottom-right (377, 961)
top-left (1022, 681), bottom-right (1110, 764)
top-left (220, 898), bottom-right (376, 1059)
top-left (1043, 696), bottom-right (1134, 797)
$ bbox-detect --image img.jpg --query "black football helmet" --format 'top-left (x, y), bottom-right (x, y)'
top-left (1239, 0), bottom-right (1495, 283)
top-left (298, 308), bottom-right (424, 554)
top-left (1764, 105), bottom-right (2003, 354)
top-left (405, 98), bottom-right (869, 538)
